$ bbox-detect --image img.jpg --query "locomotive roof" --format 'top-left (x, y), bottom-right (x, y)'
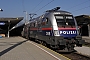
top-left (58, 10), bottom-right (71, 13)
top-left (46, 10), bottom-right (70, 13)
top-left (46, 10), bottom-right (72, 15)
top-left (29, 10), bottom-right (72, 23)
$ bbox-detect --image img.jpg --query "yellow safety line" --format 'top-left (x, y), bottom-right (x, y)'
top-left (39, 44), bottom-right (71, 60)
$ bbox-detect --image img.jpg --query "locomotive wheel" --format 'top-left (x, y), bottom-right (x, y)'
top-left (40, 41), bottom-right (47, 47)
top-left (43, 42), bottom-right (47, 47)
top-left (67, 44), bottom-right (75, 52)
top-left (50, 45), bottom-right (56, 49)
top-left (67, 44), bottom-right (71, 51)
top-left (26, 35), bottom-right (29, 39)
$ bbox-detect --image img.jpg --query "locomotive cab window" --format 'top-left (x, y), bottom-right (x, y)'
top-left (45, 18), bottom-right (48, 24)
top-left (55, 15), bottom-right (75, 26)
top-left (35, 21), bottom-right (37, 27)
top-left (42, 18), bottom-right (48, 25)
top-left (66, 15), bottom-right (75, 26)
top-left (55, 15), bottom-right (65, 26)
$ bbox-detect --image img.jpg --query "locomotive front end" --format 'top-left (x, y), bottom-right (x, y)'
top-left (52, 12), bottom-right (85, 51)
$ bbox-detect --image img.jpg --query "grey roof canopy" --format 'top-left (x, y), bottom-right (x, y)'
top-left (0, 17), bottom-right (24, 30)
top-left (75, 15), bottom-right (90, 25)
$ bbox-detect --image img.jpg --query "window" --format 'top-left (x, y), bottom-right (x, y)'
top-left (42, 18), bottom-right (48, 25)
top-left (66, 16), bottom-right (73, 19)
top-left (66, 16), bottom-right (75, 26)
top-left (35, 21), bottom-right (37, 27)
top-left (55, 15), bottom-right (66, 25)
top-left (55, 15), bottom-right (75, 26)
top-left (55, 16), bottom-right (64, 19)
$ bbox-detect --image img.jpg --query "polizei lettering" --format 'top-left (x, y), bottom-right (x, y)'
top-left (60, 30), bottom-right (76, 34)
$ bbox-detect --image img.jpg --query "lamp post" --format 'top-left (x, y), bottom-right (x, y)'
top-left (0, 9), bottom-right (3, 11)
top-left (8, 20), bottom-right (10, 38)
top-left (23, 11), bottom-right (28, 25)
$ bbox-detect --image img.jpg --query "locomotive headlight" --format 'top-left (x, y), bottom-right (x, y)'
top-left (54, 30), bottom-right (60, 36)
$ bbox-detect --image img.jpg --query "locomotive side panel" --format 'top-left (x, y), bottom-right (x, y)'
top-left (30, 14), bottom-right (54, 44)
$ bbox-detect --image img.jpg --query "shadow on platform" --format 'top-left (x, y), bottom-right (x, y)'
top-left (0, 39), bottom-right (28, 56)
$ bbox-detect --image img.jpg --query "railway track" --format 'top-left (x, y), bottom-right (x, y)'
top-left (57, 42), bottom-right (90, 60)
top-left (45, 42), bottom-right (90, 60)
top-left (83, 42), bottom-right (90, 47)
top-left (43, 43), bottom-right (90, 60)
top-left (60, 52), bottom-right (90, 60)
top-left (29, 39), bottom-right (90, 60)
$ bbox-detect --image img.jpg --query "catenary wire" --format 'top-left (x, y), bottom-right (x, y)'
top-left (34, 0), bottom-right (54, 13)
top-left (66, 0), bottom-right (90, 10)
top-left (30, 0), bottom-right (44, 12)
top-left (71, 5), bottom-right (90, 12)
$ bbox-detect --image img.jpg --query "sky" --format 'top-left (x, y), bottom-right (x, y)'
top-left (0, 0), bottom-right (90, 26)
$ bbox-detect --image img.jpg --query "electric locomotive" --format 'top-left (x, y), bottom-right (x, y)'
top-left (22, 7), bottom-right (85, 52)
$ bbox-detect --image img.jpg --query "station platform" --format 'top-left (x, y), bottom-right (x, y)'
top-left (82, 36), bottom-right (90, 43)
top-left (74, 36), bottom-right (90, 57)
top-left (75, 46), bottom-right (90, 57)
top-left (0, 36), bottom-right (69, 60)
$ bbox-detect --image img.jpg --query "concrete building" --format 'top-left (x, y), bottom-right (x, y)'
top-left (75, 15), bottom-right (90, 36)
